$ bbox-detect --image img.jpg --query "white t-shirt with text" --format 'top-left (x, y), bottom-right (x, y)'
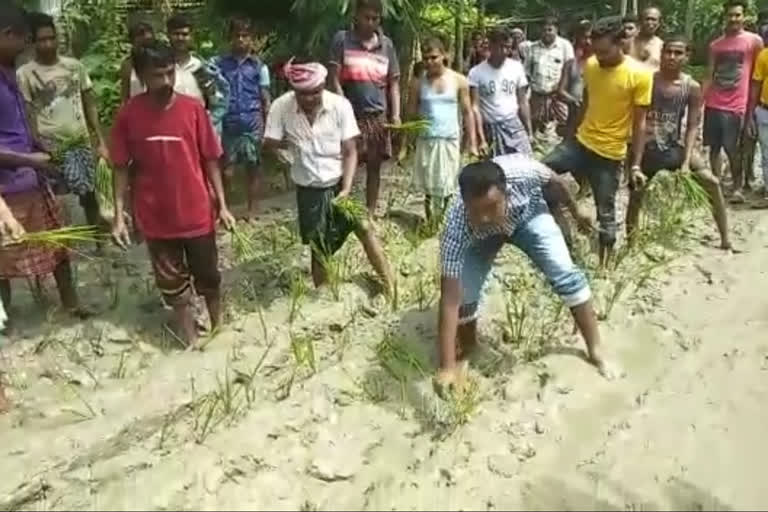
top-left (468, 58), bottom-right (528, 123)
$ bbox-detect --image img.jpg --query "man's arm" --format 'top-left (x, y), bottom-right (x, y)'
top-left (110, 163), bottom-right (131, 248)
top-left (683, 81), bottom-right (704, 168)
top-left (437, 276), bottom-right (462, 370)
top-left (204, 158), bottom-right (235, 229)
top-left (629, 105), bottom-right (649, 169)
top-left (259, 64), bottom-right (272, 125)
top-left (557, 60), bottom-right (578, 105)
top-left (82, 89), bottom-right (108, 159)
top-left (701, 51), bottom-right (714, 103)
top-left (542, 170), bottom-right (591, 230)
top-left (339, 138), bottom-right (358, 196)
top-left (328, 32), bottom-right (345, 95)
top-left (470, 87), bottom-right (487, 150)
top-left (457, 74), bottom-right (478, 155)
top-left (261, 89), bottom-right (271, 125)
top-left (0, 148), bottom-right (50, 170)
top-left (517, 86), bottom-right (533, 135)
top-left (388, 77), bottom-right (402, 124)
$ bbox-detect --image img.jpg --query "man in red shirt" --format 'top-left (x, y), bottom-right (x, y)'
top-left (110, 41), bottom-right (235, 349)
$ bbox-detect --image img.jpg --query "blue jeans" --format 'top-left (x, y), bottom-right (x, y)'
top-left (459, 213), bottom-right (592, 323)
top-left (754, 105), bottom-right (768, 188)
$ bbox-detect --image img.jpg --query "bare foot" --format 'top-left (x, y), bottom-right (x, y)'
top-left (589, 354), bottom-right (624, 381)
top-left (433, 360), bottom-right (469, 399)
top-left (68, 306), bottom-right (94, 320)
top-left (720, 242), bottom-right (743, 254)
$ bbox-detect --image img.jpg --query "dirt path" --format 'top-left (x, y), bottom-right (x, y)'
top-left (0, 178), bottom-right (766, 510)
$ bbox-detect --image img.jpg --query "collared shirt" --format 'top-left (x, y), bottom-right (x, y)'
top-left (264, 90), bottom-right (360, 188)
top-left (329, 29), bottom-right (400, 115)
top-left (440, 154), bottom-right (552, 278)
top-left (216, 53), bottom-right (270, 134)
top-left (0, 67), bottom-right (39, 196)
top-left (525, 36), bottom-right (575, 94)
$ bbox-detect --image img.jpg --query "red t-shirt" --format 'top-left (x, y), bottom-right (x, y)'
top-left (110, 94), bottom-right (223, 239)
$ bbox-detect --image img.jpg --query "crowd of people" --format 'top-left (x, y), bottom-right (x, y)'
top-left (0, 0), bottom-right (767, 408)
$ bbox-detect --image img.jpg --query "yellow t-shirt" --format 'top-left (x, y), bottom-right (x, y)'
top-left (752, 48), bottom-right (768, 105)
top-left (577, 56), bottom-right (653, 160)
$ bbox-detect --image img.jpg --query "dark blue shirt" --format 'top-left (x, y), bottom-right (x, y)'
top-left (216, 54), bottom-right (270, 134)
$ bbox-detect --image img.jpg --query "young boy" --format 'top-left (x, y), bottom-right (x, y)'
top-left (0, 3), bottom-right (86, 329)
top-left (110, 41), bottom-right (235, 349)
top-left (435, 154), bottom-right (615, 393)
top-left (216, 17), bottom-right (271, 220)
top-left (626, 36), bottom-right (731, 250)
top-left (543, 16), bottom-right (652, 266)
top-left (263, 60), bottom-right (394, 291)
top-left (329, 0), bottom-right (401, 216)
top-left (120, 19), bottom-right (155, 102)
top-left (17, 12), bottom-right (109, 228)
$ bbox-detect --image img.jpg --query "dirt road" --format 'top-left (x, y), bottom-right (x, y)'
top-left (0, 188), bottom-right (766, 511)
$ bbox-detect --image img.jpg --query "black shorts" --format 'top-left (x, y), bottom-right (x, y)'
top-left (146, 233), bottom-right (221, 305)
top-left (542, 138), bottom-right (622, 247)
top-left (703, 107), bottom-right (742, 155)
top-left (296, 184), bottom-right (357, 257)
top-left (630, 143), bottom-right (706, 180)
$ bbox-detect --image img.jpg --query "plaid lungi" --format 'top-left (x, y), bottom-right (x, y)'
top-left (0, 185), bottom-right (68, 278)
top-left (357, 112), bottom-right (392, 163)
top-left (484, 116), bottom-right (533, 157)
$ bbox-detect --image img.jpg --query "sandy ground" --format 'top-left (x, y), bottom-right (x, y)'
top-left (0, 166), bottom-right (767, 511)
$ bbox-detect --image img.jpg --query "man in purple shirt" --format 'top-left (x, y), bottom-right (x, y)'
top-left (0, 3), bottom-right (86, 329)
top-left (216, 17), bottom-right (271, 220)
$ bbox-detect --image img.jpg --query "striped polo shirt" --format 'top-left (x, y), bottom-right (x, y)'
top-left (329, 29), bottom-right (400, 115)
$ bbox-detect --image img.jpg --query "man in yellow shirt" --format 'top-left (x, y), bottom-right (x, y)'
top-left (543, 16), bottom-right (652, 265)
top-left (748, 34), bottom-right (768, 201)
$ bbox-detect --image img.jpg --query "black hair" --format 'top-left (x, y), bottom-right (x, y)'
top-left (166, 12), bottom-right (192, 32)
top-left (488, 27), bottom-right (510, 44)
top-left (228, 16), bottom-right (252, 37)
top-left (128, 20), bottom-right (153, 40)
top-left (622, 14), bottom-right (639, 24)
top-left (543, 16), bottom-right (559, 28)
top-left (593, 16), bottom-right (628, 42)
top-left (0, 2), bottom-right (28, 33)
top-left (133, 39), bottom-right (175, 75)
top-left (663, 34), bottom-right (691, 50)
top-left (422, 36), bottom-right (446, 53)
top-left (356, 0), bottom-right (383, 13)
top-left (572, 19), bottom-right (592, 39)
top-left (724, 0), bottom-right (748, 12)
top-left (27, 11), bottom-right (54, 40)
top-left (458, 161), bottom-right (507, 201)
top-left (643, 5), bottom-right (662, 15)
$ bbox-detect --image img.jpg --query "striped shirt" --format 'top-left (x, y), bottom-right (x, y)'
top-left (440, 154), bottom-right (553, 278)
top-left (329, 30), bottom-right (400, 115)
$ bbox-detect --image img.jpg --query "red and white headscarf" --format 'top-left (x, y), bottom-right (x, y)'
top-left (283, 58), bottom-right (328, 92)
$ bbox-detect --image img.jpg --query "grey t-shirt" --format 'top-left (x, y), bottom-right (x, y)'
top-left (329, 30), bottom-right (400, 115)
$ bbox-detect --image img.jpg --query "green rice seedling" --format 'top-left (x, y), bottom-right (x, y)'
top-left (375, 333), bottom-right (428, 383)
top-left (95, 158), bottom-right (113, 209)
top-left (310, 241), bottom-right (343, 301)
top-left (193, 394), bottom-right (222, 444)
top-left (63, 381), bottom-right (98, 419)
top-left (288, 271), bottom-right (308, 324)
top-left (16, 225), bottom-right (104, 249)
top-left (216, 363), bottom-right (243, 419)
top-left (384, 119), bottom-right (431, 135)
top-left (112, 351), bottom-right (128, 379)
top-left (290, 331), bottom-right (317, 374)
top-left (49, 131), bottom-right (89, 165)
top-left (231, 225), bottom-right (258, 263)
top-left (157, 412), bottom-right (176, 451)
top-left (333, 196), bottom-right (368, 226)
top-left (676, 172), bottom-right (711, 210)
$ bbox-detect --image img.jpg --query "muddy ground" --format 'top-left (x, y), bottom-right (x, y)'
top-left (1, 160), bottom-right (767, 511)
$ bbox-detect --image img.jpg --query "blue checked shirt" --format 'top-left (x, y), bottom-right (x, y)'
top-left (440, 154), bottom-right (553, 279)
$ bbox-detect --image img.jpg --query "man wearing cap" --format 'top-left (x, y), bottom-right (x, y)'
top-left (263, 60), bottom-right (394, 291)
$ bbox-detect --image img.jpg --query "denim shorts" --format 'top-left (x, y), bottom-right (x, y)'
top-left (542, 138), bottom-right (622, 247)
top-left (458, 212), bottom-right (592, 323)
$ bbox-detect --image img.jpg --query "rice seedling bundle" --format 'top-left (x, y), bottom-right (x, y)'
top-left (95, 158), bottom-right (114, 208)
top-left (49, 131), bottom-right (90, 165)
top-left (231, 226), bottom-right (258, 262)
top-left (333, 196), bottom-right (368, 225)
top-left (384, 119), bottom-right (432, 135)
top-left (675, 172), bottom-right (710, 210)
top-left (15, 225), bottom-right (103, 248)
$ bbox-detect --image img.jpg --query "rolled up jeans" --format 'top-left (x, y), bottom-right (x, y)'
top-left (458, 212), bottom-right (592, 323)
top-left (754, 105), bottom-right (768, 188)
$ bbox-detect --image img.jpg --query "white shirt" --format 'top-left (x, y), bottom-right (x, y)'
top-left (129, 55), bottom-right (204, 103)
top-left (468, 59), bottom-right (528, 123)
top-left (264, 90), bottom-right (361, 188)
top-left (526, 36), bottom-right (575, 94)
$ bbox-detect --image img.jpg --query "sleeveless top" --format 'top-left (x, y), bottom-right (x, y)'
top-left (565, 59), bottom-right (585, 103)
top-left (419, 70), bottom-right (460, 139)
top-left (647, 72), bottom-right (692, 150)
